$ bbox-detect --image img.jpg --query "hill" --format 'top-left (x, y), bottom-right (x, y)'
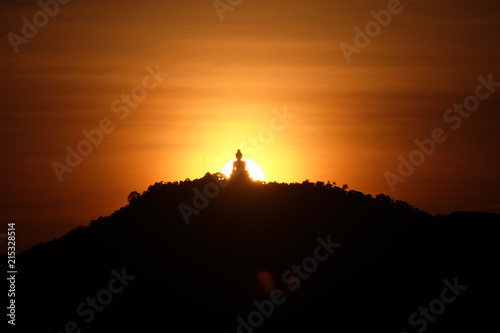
top-left (4, 173), bottom-right (500, 332)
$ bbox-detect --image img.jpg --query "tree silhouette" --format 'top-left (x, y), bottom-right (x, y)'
top-left (127, 191), bottom-right (140, 203)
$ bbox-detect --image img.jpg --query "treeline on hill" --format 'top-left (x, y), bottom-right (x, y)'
top-left (4, 173), bottom-right (500, 332)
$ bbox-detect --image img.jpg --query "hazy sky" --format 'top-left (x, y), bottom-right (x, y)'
top-left (1, 0), bottom-right (499, 252)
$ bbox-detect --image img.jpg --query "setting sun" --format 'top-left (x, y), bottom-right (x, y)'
top-left (220, 158), bottom-right (265, 181)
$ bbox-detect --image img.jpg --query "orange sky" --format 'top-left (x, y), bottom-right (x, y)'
top-left (1, 0), bottom-right (500, 252)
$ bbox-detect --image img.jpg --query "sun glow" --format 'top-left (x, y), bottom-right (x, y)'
top-left (220, 158), bottom-right (265, 181)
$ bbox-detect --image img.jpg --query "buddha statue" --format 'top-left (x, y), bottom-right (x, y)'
top-left (230, 149), bottom-right (250, 180)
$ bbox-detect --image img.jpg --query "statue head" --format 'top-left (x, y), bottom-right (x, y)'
top-left (235, 149), bottom-right (243, 160)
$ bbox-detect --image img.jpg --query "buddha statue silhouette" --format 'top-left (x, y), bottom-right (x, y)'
top-left (230, 149), bottom-right (250, 180)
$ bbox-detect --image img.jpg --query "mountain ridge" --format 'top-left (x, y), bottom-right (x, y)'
top-left (5, 174), bottom-right (500, 332)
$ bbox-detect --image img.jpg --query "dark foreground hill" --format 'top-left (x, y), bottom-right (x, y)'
top-left (4, 174), bottom-right (500, 332)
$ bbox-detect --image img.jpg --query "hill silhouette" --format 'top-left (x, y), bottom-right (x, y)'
top-left (4, 174), bottom-right (500, 332)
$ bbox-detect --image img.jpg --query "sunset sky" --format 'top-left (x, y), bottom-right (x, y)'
top-left (1, 0), bottom-right (499, 252)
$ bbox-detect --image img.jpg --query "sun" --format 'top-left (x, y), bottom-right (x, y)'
top-left (220, 158), bottom-right (265, 181)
